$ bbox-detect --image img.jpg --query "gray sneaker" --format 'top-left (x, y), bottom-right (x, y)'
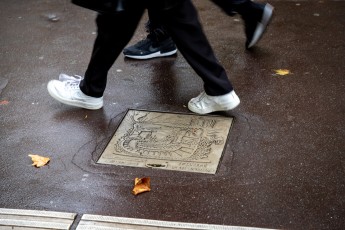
top-left (188, 90), bottom-right (240, 114)
top-left (47, 75), bottom-right (103, 110)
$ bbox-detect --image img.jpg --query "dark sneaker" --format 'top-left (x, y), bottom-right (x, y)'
top-left (123, 37), bottom-right (177, 60)
top-left (245, 3), bottom-right (274, 49)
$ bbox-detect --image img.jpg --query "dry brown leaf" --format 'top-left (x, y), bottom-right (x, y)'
top-left (132, 177), bottom-right (151, 195)
top-left (29, 154), bottom-right (50, 168)
top-left (0, 100), bottom-right (9, 105)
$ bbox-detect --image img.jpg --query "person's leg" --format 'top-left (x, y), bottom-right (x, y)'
top-left (47, 7), bottom-right (145, 109)
top-left (212, 0), bottom-right (274, 49)
top-left (80, 10), bottom-right (145, 97)
top-left (236, 0), bottom-right (274, 49)
top-left (211, 0), bottom-right (242, 16)
top-left (122, 9), bottom-right (177, 60)
top-left (154, 0), bottom-right (240, 114)
top-left (157, 1), bottom-right (232, 96)
top-left (146, 10), bottom-right (171, 42)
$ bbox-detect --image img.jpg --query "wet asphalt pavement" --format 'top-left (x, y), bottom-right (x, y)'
top-left (1, 0), bottom-right (345, 229)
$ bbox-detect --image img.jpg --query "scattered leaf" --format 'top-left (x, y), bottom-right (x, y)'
top-left (0, 100), bottom-right (9, 105)
top-left (132, 177), bottom-right (151, 195)
top-left (29, 154), bottom-right (50, 168)
top-left (274, 69), bottom-right (291, 76)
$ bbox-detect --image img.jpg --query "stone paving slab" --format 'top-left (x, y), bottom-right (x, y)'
top-left (0, 208), bottom-right (76, 230)
top-left (76, 214), bottom-right (275, 230)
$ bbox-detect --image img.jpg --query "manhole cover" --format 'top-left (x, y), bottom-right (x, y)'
top-left (97, 110), bottom-right (234, 174)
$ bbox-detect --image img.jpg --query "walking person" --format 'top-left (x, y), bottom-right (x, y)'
top-left (47, 0), bottom-right (240, 114)
top-left (123, 0), bottom-right (274, 59)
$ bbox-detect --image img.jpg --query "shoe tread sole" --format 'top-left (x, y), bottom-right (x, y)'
top-left (124, 49), bottom-right (177, 60)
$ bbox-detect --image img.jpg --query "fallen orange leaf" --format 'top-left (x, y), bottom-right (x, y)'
top-left (132, 177), bottom-right (151, 195)
top-left (0, 100), bottom-right (9, 105)
top-left (29, 154), bottom-right (50, 168)
top-left (274, 69), bottom-right (291, 76)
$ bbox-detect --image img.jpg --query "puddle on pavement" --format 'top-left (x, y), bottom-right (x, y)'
top-left (97, 109), bottom-right (234, 174)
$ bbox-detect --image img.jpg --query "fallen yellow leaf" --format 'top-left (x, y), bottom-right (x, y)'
top-left (274, 69), bottom-right (291, 75)
top-left (29, 154), bottom-right (50, 168)
top-left (132, 177), bottom-right (151, 195)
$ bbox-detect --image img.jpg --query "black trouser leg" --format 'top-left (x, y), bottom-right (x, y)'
top-left (155, 0), bottom-right (233, 96)
top-left (146, 9), bottom-right (171, 42)
top-left (80, 8), bottom-right (145, 97)
top-left (211, 0), bottom-right (247, 16)
top-left (145, 0), bottom-right (253, 44)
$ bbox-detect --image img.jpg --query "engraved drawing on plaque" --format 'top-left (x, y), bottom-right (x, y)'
top-left (98, 110), bottom-right (233, 174)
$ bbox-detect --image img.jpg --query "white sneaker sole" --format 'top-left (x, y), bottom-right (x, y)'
top-left (47, 81), bottom-right (103, 110)
top-left (247, 4), bottom-right (274, 48)
top-left (124, 49), bottom-right (177, 60)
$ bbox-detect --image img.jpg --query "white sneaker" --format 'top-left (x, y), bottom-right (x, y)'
top-left (188, 90), bottom-right (240, 114)
top-left (58, 73), bottom-right (83, 82)
top-left (47, 77), bottom-right (103, 110)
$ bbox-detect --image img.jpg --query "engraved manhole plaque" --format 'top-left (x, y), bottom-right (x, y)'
top-left (97, 109), bottom-right (234, 174)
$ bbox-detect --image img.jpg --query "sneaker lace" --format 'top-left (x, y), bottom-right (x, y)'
top-left (58, 74), bottom-right (82, 90)
top-left (195, 92), bottom-right (207, 102)
top-left (190, 92), bottom-right (207, 109)
top-left (59, 73), bottom-right (83, 82)
top-left (64, 79), bottom-right (81, 90)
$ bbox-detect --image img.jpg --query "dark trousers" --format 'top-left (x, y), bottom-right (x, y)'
top-left (146, 0), bottom-right (256, 41)
top-left (80, 0), bottom-right (233, 98)
top-left (148, 0), bottom-right (247, 31)
top-left (211, 0), bottom-right (247, 16)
